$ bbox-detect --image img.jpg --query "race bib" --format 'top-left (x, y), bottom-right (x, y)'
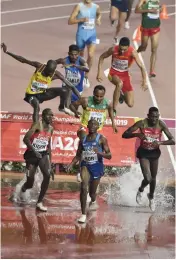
top-left (147, 3), bottom-right (159, 19)
top-left (89, 111), bottom-right (103, 125)
top-left (65, 70), bottom-right (81, 86)
top-left (31, 80), bottom-right (48, 92)
top-left (112, 59), bottom-right (128, 72)
top-left (32, 138), bottom-right (48, 152)
top-left (82, 18), bottom-right (95, 30)
top-left (82, 151), bottom-right (98, 164)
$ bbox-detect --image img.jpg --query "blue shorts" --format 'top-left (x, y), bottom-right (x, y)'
top-left (111, 0), bottom-right (128, 12)
top-left (76, 31), bottom-right (97, 50)
top-left (81, 161), bottom-right (104, 180)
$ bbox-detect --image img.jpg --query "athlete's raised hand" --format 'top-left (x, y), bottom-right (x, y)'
top-left (112, 125), bottom-right (118, 133)
top-left (1, 43), bottom-right (7, 53)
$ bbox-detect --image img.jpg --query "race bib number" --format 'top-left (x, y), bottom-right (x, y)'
top-left (65, 70), bottom-right (81, 86)
top-left (82, 19), bottom-right (95, 30)
top-left (82, 151), bottom-right (98, 163)
top-left (147, 3), bottom-right (159, 19)
top-left (31, 80), bottom-right (48, 92)
top-left (32, 138), bottom-right (48, 152)
top-left (89, 112), bottom-right (103, 125)
top-left (112, 59), bottom-right (128, 72)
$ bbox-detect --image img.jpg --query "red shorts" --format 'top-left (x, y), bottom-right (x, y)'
top-left (108, 68), bottom-right (133, 93)
top-left (141, 27), bottom-right (160, 37)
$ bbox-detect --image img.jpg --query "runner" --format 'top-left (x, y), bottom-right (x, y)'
top-left (110, 0), bottom-right (129, 44)
top-left (97, 37), bottom-right (147, 115)
top-left (122, 107), bottom-right (175, 212)
top-left (55, 44), bottom-right (89, 105)
top-left (1, 43), bottom-right (81, 122)
top-left (20, 108), bottom-right (55, 212)
top-left (135, 0), bottom-right (161, 77)
top-left (67, 119), bottom-right (112, 223)
top-left (125, 0), bottom-right (135, 29)
top-left (68, 0), bottom-right (101, 88)
top-left (69, 84), bottom-right (117, 182)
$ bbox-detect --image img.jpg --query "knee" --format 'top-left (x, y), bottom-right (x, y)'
top-left (81, 182), bottom-right (88, 193)
top-left (115, 81), bottom-right (123, 91)
top-left (151, 47), bottom-right (158, 54)
top-left (139, 45), bottom-right (147, 52)
top-left (126, 101), bottom-right (134, 108)
top-left (88, 51), bottom-right (94, 60)
top-left (144, 174), bottom-right (152, 184)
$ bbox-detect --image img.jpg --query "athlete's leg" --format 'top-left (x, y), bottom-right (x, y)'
top-left (139, 158), bottom-right (152, 191)
top-left (86, 43), bottom-right (96, 79)
top-left (150, 31), bottom-right (160, 75)
top-left (125, 0), bottom-right (134, 22)
top-left (109, 5), bottom-right (119, 25)
top-left (37, 155), bottom-right (51, 206)
top-left (149, 158), bottom-right (159, 199)
top-left (109, 74), bottom-right (123, 113)
top-left (115, 11), bottom-right (127, 39)
top-left (123, 91), bottom-right (134, 107)
top-left (30, 97), bottom-right (40, 123)
top-left (80, 166), bottom-right (90, 215)
top-left (89, 178), bottom-right (100, 202)
top-left (21, 164), bottom-right (37, 192)
top-left (137, 34), bottom-right (149, 53)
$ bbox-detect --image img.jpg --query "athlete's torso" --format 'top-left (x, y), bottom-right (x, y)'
top-left (81, 133), bottom-right (103, 164)
top-left (140, 118), bottom-right (162, 150)
top-left (141, 0), bottom-right (160, 28)
top-left (62, 56), bottom-right (84, 90)
top-left (26, 65), bottom-right (55, 95)
top-left (81, 96), bottom-right (109, 130)
top-left (29, 122), bottom-right (52, 152)
top-left (77, 2), bottom-right (97, 31)
top-left (111, 45), bottom-right (134, 73)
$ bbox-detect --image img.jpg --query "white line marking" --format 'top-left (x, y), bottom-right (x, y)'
top-left (1, 0), bottom-right (109, 14)
top-left (133, 13), bottom-right (176, 172)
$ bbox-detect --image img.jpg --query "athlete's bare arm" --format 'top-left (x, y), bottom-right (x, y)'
top-left (107, 102), bottom-right (118, 133)
top-left (96, 5), bottom-right (101, 25)
top-left (75, 57), bottom-right (89, 72)
top-left (68, 4), bottom-right (88, 25)
top-left (135, 0), bottom-right (158, 14)
top-left (159, 121), bottom-right (175, 145)
top-left (23, 123), bottom-right (41, 155)
top-left (53, 70), bottom-right (81, 99)
top-left (132, 50), bottom-right (147, 91)
top-left (1, 43), bottom-right (41, 68)
top-left (94, 136), bottom-right (112, 159)
top-left (55, 58), bottom-right (66, 65)
top-left (69, 97), bottom-right (88, 116)
top-left (97, 47), bottom-right (113, 82)
top-left (122, 120), bottom-right (146, 139)
top-left (67, 141), bottom-right (83, 172)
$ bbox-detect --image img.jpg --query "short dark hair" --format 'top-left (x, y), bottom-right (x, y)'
top-left (93, 85), bottom-right (106, 93)
top-left (42, 108), bottom-right (51, 117)
top-left (148, 107), bottom-right (159, 114)
top-left (119, 37), bottom-right (130, 46)
top-left (69, 44), bottom-right (79, 52)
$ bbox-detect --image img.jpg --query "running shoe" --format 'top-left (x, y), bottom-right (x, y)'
top-left (36, 202), bottom-right (47, 212)
top-left (149, 72), bottom-right (156, 78)
top-left (114, 37), bottom-right (119, 45)
top-left (83, 78), bottom-right (90, 88)
top-left (89, 201), bottom-right (99, 211)
top-left (124, 21), bottom-right (130, 29)
top-left (113, 109), bottom-right (117, 117)
top-left (147, 193), bottom-right (156, 212)
top-left (136, 190), bottom-right (143, 205)
top-left (78, 214), bottom-right (87, 223)
top-left (119, 92), bottom-right (124, 104)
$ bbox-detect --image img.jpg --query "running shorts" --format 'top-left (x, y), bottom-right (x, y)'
top-left (24, 150), bottom-right (49, 168)
top-left (24, 93), bottom-right (46, 104)
top-left (76, 31), bottom-right (97, 50)
top-left (136, 147), bottom-right (161, 160)
top-left (108, 68), bottom-right (133, 93)
top-left (141, 27), bottom-right (160, 37)
top-left (111, 0), bottom-right (128, 12)
top-left (81, 162), bottom-right (104, 180)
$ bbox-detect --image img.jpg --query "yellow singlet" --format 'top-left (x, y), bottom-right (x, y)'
top-left (25, 65), bottom-right (55, 95)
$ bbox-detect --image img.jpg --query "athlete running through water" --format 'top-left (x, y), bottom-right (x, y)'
top-left (21, 108), bottom-right (55, 212)
top-left (122, 107), bottom-right (175, 211)
top-left (67, 119), bottom-right (112, 223)
top-left (1, 43), bottom-right (81, 122)
top-left (97, 37), bottom-right (147, 115)
top-left (68, 0), bottom-right (101, 88)
top-left (55, 44), bottom-right (89, 106)
top-left (135, 0), bottom-right (162, 77)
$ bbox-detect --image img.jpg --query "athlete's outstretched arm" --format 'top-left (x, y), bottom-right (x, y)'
top-left (1, 43), bottom-right (41, 68)
top-left (94, 136), bottom-right (112, 160)
top-left (55, 58), bottom-right (66, 65)
top-left (158, 121), bottom-right (175, 145)
top-left (53, 70), bottom-right (81, 99)
top-left (122, 120), bottom-right (145, 139)
top-left (132, 50), bottom-right (147, 91)
top-left (97, 47), bottom-right (113, 82)
top-left (96, 5), bottom-right (102, 25)
top-left (75, 57), bottom-right (89, 72)
top-left (68, 4), bottom-right (87, 25)
top-left (69, 97), bottom-right (88, 117)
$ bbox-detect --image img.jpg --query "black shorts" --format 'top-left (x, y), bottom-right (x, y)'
top-left (24, 93), bottom-right (47, 104)
top-left (111, 0), bottom-right (128, 12)
top-left (137, 147), bottom-right (161, 160)
top-left (24, 150), bottom-right (49, 167)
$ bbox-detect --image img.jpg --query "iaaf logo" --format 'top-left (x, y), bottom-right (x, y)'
top-left (0, 113), bottom-right (12, 119)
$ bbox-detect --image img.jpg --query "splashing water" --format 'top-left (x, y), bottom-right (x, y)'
top-left (11, 168), bottom-right (43, 204)
top-left (101, 163), bottom-right (174, 209)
